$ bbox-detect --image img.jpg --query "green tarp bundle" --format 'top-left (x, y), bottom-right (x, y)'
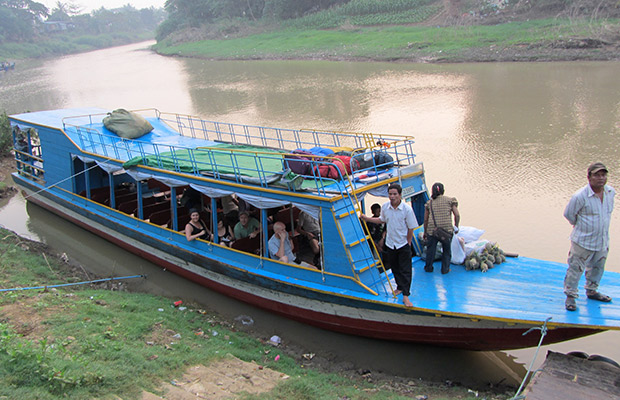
top-left (123, 144), bottom-right (287, 177)
top-left (103, 109), bottom-right (154, 139)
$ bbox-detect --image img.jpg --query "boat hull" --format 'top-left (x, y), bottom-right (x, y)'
top-left (16, 176), bottom-right (602, 351)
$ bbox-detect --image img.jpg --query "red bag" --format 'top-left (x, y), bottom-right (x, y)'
top-left (333, 155), bottom-right (352, 174)
top-left (314, 164), bottom-right (341, 179)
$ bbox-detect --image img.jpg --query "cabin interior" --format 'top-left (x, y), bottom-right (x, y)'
top-left (71, 161), bottom-right (328, 268)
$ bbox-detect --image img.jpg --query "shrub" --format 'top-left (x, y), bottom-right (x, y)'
top-left (283, 0), bottom-right (441, 29)
top-left (0, 112), bottom-right (12, 157)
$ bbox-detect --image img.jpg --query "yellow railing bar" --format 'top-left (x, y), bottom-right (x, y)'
top-left (350, 173), bottom-right (395, 295)
top-left (330, 207), bottom-right (359, 280)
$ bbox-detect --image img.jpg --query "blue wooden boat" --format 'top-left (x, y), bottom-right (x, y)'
top-left (9, 108), bottom-right (620, 351)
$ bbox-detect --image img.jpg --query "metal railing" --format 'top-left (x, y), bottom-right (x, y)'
top-left (62, 110), bottom-right (418, 195)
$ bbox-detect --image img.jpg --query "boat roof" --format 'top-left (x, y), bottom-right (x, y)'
top-left (11, 107), bottom-right (221, 157)
top-left (11, 107), bottom-right (418, 196)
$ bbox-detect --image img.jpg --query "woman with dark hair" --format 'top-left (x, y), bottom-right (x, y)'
top-left (216, 213), bottom-right (234, 246)
top-left (423, 182), bottom-right (460, 274)
top-left (185, 209), bottom-right (212, 242)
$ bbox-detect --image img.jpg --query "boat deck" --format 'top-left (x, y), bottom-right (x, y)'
top-left (411, 255), bottom-right (620, 329)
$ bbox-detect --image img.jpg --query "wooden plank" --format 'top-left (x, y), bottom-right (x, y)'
top-left (524, 351), bottom-right (620, 399)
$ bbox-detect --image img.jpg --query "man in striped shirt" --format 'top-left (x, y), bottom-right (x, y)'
top-left (563, 162), bottom-right (615, 311)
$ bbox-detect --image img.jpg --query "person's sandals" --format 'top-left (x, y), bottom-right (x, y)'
top-left (586, 291), bottom-right (612, 302)
top-left (565, 297), bottom-right (577, 311)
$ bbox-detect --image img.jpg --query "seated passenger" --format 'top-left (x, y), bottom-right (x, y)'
top-left (296, 210), bottom-right (321, 266)
top-left (216, 213), bottom-right (234, 247)
top-left (268, 221), bottom-right (296, 263)
top-left (185, 209), bottom-right (212, 241)
top-left (233, 211), bottom-right (260, 240)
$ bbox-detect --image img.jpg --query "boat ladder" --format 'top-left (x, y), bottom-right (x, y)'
top-left (330, 180), bottom-right (393, 296)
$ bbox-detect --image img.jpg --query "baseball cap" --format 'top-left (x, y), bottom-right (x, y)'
top-left (588, 162), bottom-right (608, 175)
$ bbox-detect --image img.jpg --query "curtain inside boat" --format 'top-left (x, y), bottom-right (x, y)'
top-left (355, 185), bottom-right (390, 202)
top-left (125, 169), bottom-right (189, 188)
top-left (74, 155), bottom-right (124, 175)
top-left (75, 156), bottom-right (190, 188)
top-left (189, 183), bottom-right (320, 220)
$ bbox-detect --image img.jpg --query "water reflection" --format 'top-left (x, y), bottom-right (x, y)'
top-left (0, 59), bottom-right (66, 114)
top-left (0, 41), bottom-right (193, 115)
top-left (184, 59), bottom-right (377, 128)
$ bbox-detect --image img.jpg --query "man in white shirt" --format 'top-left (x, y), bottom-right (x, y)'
top-left (563, 162), bottom-right (615, 311)
top-left (361, 183), bottom-right (417, 307)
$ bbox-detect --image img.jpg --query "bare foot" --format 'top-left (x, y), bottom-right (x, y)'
top-left (393, 289), bottom-right (402, 295)
top-left (403, 296), bottom-right (413, 307)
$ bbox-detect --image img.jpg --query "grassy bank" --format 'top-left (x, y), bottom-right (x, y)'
top-left (0, 32), bottom-right (154, 60)
top-left (0, 226), bottom-right (511, 399)
top-left (153, 18), bottom-right (620, 63)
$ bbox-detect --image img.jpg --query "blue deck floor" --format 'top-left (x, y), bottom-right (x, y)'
top-left (408, 255), bottom-right (620, 329)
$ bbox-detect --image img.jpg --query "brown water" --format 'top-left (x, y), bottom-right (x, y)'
top-left (2, 41), bottom-right (620, 387)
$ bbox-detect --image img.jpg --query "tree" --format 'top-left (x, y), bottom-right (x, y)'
top-left (1, 0), bottom-right (48, 20)
top-left (164, 0), bottom-right (217, 27)
top-left (0, 0), bottom-right (49, 42)
top-left (48, 1), bottom-right (82, 21)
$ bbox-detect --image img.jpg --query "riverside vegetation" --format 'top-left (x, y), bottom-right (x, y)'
top-left (153, 0), bottom-right (620, 62)
top-left (2, 2), bottom-right (613, 396)
top-left (0, 2), bottom-right (163, 60)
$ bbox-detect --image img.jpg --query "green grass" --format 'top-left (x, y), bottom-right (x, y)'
top-left (0, 32), bottom-right (154, 60)
top-left (154, 18), bottom-right (618, 62)
top-left (0, 228), bottom-right (504, 399)
top-left (282, 0), bottom-right (442, 29)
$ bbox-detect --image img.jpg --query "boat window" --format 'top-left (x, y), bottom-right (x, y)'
top-left (13, 126), bottom-right (44, 182)
top-left (259, 205), bottom-right (322, 269)
top-left (70, 170), bottom-right (322, 268)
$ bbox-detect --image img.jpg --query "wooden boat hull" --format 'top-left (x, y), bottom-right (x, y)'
top-left (16, 175), bottom-right (603, 351)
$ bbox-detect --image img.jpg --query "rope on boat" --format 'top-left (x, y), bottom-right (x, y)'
top-left (0, 274), bottom-right (145, 292)
top-left (510, 317), bottom-right (551, 400)
top-left (22, 159), bottom-right (113, 200)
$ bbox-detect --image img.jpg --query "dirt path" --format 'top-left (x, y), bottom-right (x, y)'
top-left (0, 154), bottom-right (15, 183)
top-left (0, 155), bottom-right (17, 200)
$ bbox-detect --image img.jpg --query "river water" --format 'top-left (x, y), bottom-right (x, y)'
top-left (1, 41), bottom-right (620, 388)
